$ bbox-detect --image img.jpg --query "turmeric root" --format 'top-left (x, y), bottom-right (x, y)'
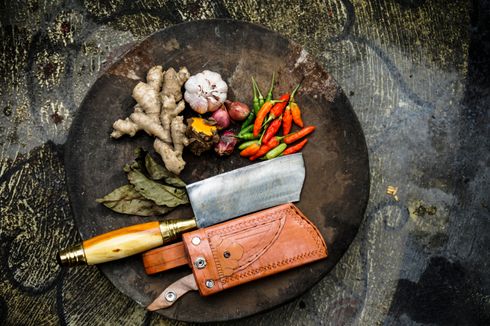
top-left (186, 117), bottom-right (219, 156)
top-left (111, 65), bottom-right (190, 175)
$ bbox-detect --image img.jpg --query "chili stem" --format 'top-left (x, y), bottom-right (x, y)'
top-left (252, 77), bottom-right (264, 108)
top-left (265, 72), bottom-right (275, 103)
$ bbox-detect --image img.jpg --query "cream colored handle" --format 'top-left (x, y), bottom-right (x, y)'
top-left (57, 218), bottom-right (197, 266)
top-left (83, 221), bottom-right (163, 265)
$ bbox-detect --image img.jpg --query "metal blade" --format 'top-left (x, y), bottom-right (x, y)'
top-left (186, 153), bottom-right (305, 228)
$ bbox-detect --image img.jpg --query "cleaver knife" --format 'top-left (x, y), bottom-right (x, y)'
top-left (58, 153), bottom-right (305, 266)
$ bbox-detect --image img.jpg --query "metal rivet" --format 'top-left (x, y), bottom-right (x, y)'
top-left (191, 236), bottom-right (201, 245)
top-left (205, 279), bottom-right (214, 288)
top-left (194, 256), bottom-right (207, 269)
top-left (223, 251), bottom-right (231, 258)
top-left (165, 291), bottom-right (177, 302)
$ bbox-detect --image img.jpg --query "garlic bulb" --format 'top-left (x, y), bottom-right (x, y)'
top-left (184, 70), bottom-right (228, 114)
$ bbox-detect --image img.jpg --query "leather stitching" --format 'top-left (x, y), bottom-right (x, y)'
top-left (207, 210), bottom-right (286, 279)
top-left (201, 205), bottom-right (326, 285)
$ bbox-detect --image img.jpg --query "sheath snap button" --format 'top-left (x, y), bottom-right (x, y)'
top-left (191, 237), bottom-right (201, 245)
top-left (165, 291), bottom-right (177, 302)
top-left (205, 279), bottom-right (214, 288)
top-left (223, 251), bottom-right (231, 258)
top-left (194, 256), bottom-right (207, 269)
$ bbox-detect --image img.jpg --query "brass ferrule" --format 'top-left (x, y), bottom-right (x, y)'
top-left (159, 218), bottom-right (197, 242)
top-left (57, 243), bottom-right (87, 266)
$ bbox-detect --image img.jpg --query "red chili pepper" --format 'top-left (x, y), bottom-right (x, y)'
top-left (291, 102), bottom-right (303, 127)
top-left (249, 137), bottom-right (280, 161)
top-left (262, 118), bottom-right (282, 144)
top-left (267, 136), bottom-right (281, 146)
top-left (269, 93), bottom-right (290, 118)
top-left (282, 105), bottom-right (293, 135)
top-left (283, 126), bottom-right (316, 144)
top-left (240, 143), bottom-right (260, 157)
top-left (253, 100), bottom-right (282, 137)
top-left (282, 138), bottom-right (308, 155)
top-left (288, 83), bottom-right (303, 127)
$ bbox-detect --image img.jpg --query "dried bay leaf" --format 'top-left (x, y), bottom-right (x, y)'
top-left (97, 148), bottom-right (188, 216)
top-left (96, 185), bottom-right (173, 216)
top-left (127, 169), bottom-right (189, 207)
top-left (144, 153), bottom-right (171, 179)
top-left (144, 153), bottom-right (187, 188)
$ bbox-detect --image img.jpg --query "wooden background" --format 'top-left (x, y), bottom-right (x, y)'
top-left (0, 0), bottom-right (489, 325)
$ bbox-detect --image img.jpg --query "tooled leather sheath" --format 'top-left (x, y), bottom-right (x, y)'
top-left (143, 203), bottom-right (327, 298)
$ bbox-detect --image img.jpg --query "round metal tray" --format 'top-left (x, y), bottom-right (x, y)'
top-left (65, 19), bottom-right (370, 322)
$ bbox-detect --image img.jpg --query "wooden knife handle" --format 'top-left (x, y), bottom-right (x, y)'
top-left (83, 221), bottom-right (163, 265)
top-left (58, 219), bottom-right (197, 266)
top-left (142, 241), bottom-right (188, 275)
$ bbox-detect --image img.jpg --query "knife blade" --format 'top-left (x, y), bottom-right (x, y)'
top-left (188, 153), bottom-right (305, 228)
top-left (57, 153), bottom-right (305, 266)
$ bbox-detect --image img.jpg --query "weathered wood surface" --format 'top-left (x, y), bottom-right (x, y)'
top-left (1, 0), bottom-right (489, 325)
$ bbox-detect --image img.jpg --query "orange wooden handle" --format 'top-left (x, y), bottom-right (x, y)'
top-left (83, 221), bottom-right (163, 265)
top-left (142, 241), bottom-right (188, 274)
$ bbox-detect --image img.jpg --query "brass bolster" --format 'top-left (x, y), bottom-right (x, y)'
top-left (159, 218), bottom-right (197, 242)
top-left (57, 243), bottom-right (87, 266)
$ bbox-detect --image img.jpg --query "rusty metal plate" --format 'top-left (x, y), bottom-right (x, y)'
top-left (64, 19), bottom-right (369, 322)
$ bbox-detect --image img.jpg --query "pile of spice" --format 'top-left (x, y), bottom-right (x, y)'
top-left (236, 73), bottom-right (315, 160)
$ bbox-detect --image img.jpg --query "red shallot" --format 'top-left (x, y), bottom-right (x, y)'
top-left (214, 130), bottom-right (238, 156)
top-left (225, 100), bottom-right (250, 121)
top-left (210, 105), bottom-right (231, 129)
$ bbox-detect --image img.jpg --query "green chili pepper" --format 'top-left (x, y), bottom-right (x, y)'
top-left (238, 124), bottom-right (253, 136)
top-left (240, 111), bottom-right (255, 131)
top-left (265, 143), bottom-right (287, 160)
top-left (251, 77), bottom-right (264, 113)
top-left (265, 72), bottom-right (275, 103)
top-left (238, 140), bottom-right (260, 150)
top-left (236, 132), bottom-right (257, 140)
top-left (251, 77), bottom-right (260, 115)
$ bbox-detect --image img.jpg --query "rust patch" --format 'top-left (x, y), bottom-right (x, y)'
top-left (162, 38), bottom-right (180, 51)
top-left (106, 40), bottom-right (154, 80)
top-left (287, 42), bottom-right (339, 102)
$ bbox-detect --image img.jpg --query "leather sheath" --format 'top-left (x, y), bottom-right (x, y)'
top-left (143, 203), bottom-right (327, 300)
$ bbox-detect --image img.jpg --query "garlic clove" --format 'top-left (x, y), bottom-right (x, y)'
top-left (193, 99), bottom-right (209, 115)
top-left (184, 92), bottom-right (208, 114)
top-left (202, 70), bottom-right (222, 83)
top-left (214, 79), bottom-right (228, 94)
top-left (207, 96), bottom-right (221, 112)
top-left (184, 79), bottom-right (197, 92)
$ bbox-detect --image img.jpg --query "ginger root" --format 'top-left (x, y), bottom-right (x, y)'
top-left (111, 66), bottom-right (190, 175)
top-left (111, 66), bottom-right (164, 139)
